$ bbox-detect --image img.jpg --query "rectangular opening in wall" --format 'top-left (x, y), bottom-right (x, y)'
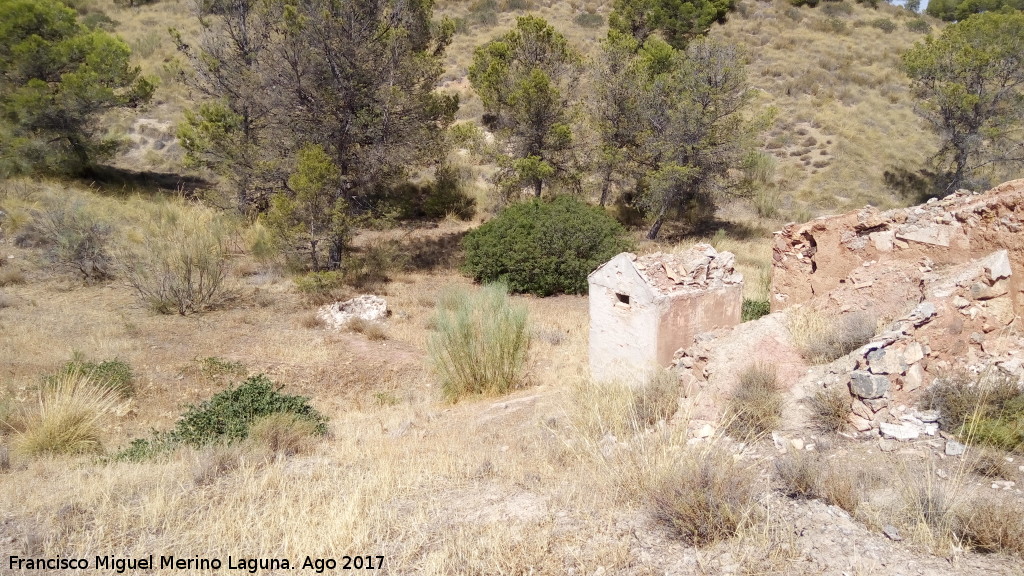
top-left (616, 293), bottom-right (630, 305)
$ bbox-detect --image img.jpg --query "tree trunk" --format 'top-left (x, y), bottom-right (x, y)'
top-left (328, 237), bottom-right (344, 270)
top-left (646, 204), bottom-right (668, 240)
top-left (533, 178), bottom-right (543, 197)
top-left (599, 171), bottom-right (613, 207)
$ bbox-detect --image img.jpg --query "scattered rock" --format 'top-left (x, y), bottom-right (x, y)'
top-left (882, 525), bottom-right (903, 541)
top-left (944, 439), bottom-right (966, 456)
top-left (880, 422), bottom-right (920, 441)
top-left (849, 371), bottom-right (890, 399)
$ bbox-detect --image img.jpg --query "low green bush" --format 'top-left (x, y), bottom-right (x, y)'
top-left (115, 375), bottom-right (328, 460)
top-left (741, 298), bottom-right (771, 322)
top-left (868, 17), bottom-right (897, 32)
top-left (50, 355), bottom-right (134, 398)
top-left (462, 196), bottom-right (632, 296)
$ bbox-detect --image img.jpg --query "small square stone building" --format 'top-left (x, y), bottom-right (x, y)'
top-left (588, 244), bottom-right (744, 383)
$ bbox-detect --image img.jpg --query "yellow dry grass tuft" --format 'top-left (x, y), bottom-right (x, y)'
top-left (11, 371), bottom-right (123, 456)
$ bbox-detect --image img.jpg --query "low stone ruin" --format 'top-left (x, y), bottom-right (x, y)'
top-left (667, 179), bottom-right (1024, 446)
top-left (588, 244), bottom-right (743, 383)
top-left (317, 295), bottom-right (388, 330)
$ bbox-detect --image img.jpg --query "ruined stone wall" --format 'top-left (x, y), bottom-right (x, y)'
top-left (770, 179), bottom-right (1024, 315)
top-left (655, 285), bottom-right (743, 366)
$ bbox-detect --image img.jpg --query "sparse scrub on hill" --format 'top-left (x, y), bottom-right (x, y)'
top-left (119, 203), bottom-right (232, 315)
top-left (462, 196), bottom-right (631, 296)
top-left (789, 308), bottom-right (875, 364)
top-left (49, 354), bottom-right (134, 398)
top-left (609, 0), bottom-right (736, 49)
top-left (428, 284), bottom-right (530, 402)
top-left (651, 448), bottom-right (762, 546)
top-left (724, 363), bottom-right (783, 439)
top-left (13, 371), bottom-right (122, 456)
top-left (926, 370), bottom-right (1024, 452)
top-left (116, 375), bottom-right (328, 461)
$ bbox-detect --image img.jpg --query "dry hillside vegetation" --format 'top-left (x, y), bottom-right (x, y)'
top-left (5, 0), bottom-right (1024, 574)
top-left (2, 180), bottom-right (1024, 575)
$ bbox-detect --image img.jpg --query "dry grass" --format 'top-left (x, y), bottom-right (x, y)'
top-left (248, 413), bottom-right (319, 456)
top-left (788, 307), bottom-right (876, 364)
top-left (774, 451), bottom-right (866, 514)
top-left (724, 363), bottom-right (783, 439)
top-left (774, 450), bottom-right (821, 499)
top-left (10, 372), bottom-right (123, 456)
top-left (571, 370), bottom-right (682, 440)
top-left (0, 267), bottom-right (25, 286)
top-left (346, 317), bottom-right (388, 341)
top-left (970, 448), bottom-right (1016, 480)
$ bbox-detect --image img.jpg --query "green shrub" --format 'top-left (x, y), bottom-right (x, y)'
top-left (294, 270), bottom-right (345, 299)
top-left (906, 18), bottom-right (931, 33)
top-left (115, 375), bottom-right (327, 460)
top-left (868, 17), bottom-right (897, 32)
top-left (724, 363), bottom-right (783, 439)
top-left (462, 196), bottom-right (632, 296)
top-left (428, 284), bottom-right (530, 402)
top-left (741, 298), bottom-right (771, 322)
top-left (50, 355), bottom-right (134, 398)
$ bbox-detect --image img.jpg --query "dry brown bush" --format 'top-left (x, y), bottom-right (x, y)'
top-left (806, 386), bottom-right (851, 434)
top-left (774, 450), bottom-right (821, 499)
top-left (724, 363), bottom-right (783, 439)
top-left (955, 497), bottom-right (1024, 554)
top-left (0, 268), bottom-right (25, 287)
top-left (651, 449), bottom-right (762, 546)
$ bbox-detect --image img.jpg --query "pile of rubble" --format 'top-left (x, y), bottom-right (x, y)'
top-left (669, 179), bottom-right (1024, 446)
top-left (317, 295), bottom-right (388, 329)
top-left (632, 244), bottom-right (743, 294)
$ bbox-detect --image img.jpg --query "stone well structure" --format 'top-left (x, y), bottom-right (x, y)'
top-left (588, 244), bottom-right (743, 383)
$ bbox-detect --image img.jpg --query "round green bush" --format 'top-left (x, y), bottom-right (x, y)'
top-left (462, 196), bottom-right (632, 296)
